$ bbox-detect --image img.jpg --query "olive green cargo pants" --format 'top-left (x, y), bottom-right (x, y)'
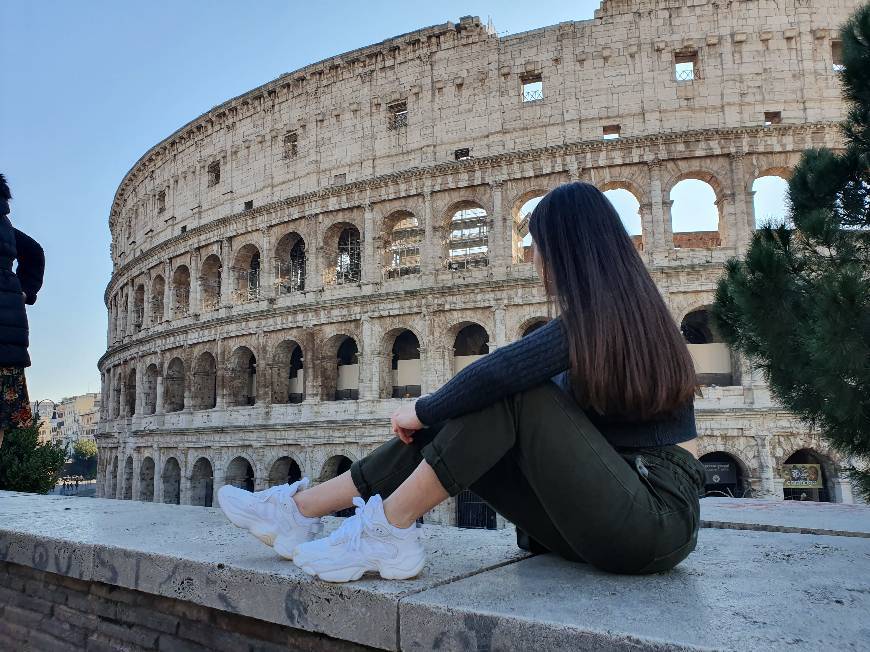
top-left (350, 382), bottom-right (707, 574)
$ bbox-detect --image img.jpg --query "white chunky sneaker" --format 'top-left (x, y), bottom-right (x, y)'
top-left (291, 494), bottom-right (425, 583)
top-left (217, 478), bottom-right (322, 558)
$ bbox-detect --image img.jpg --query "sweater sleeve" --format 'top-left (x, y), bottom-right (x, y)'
top-left (414, 316), bottom-right (571, 427)
top-left (14, 228), bottom-right (45, 305)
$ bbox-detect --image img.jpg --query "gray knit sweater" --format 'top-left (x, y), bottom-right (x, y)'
top-left (413, 316), bottom-right (697, 448)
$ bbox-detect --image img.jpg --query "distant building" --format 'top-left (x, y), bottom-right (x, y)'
top-left (48, 393), bottom-right (101, 453)
top-left (30, 401), bottom-right (57, 444)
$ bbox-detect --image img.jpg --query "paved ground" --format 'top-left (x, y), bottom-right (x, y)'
top-left (1, 492), bottom-right (868, 651)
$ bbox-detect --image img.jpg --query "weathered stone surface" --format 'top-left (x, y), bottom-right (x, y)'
top-left (701, 497), bottom-right (870, 537)
top-left (400, 528), bottom-right (870, 651)
top-left (3, 491), bottom-right (870, 650)
top-left (0, 491), bottom-right (526, 650)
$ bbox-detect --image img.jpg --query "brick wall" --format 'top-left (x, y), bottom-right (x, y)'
top-left (0, 561), bottom-right (372, 652)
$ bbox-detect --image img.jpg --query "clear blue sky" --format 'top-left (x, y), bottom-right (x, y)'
top-left (0, 0), bottom-right (787, 402)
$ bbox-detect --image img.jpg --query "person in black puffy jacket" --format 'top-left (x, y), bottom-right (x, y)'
top-left (0, 173), bottom-right (45, 448)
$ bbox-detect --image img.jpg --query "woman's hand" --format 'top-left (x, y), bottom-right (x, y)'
top-left (390, 402), bottom-right (424, 445)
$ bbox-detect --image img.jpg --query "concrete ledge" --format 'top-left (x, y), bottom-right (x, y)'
top-left (1, 492), bottom-right (869, 651)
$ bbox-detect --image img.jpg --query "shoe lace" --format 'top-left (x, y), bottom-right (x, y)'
top-left (256, 484), bottom-right (290, 503)
top-left (328, 497), bottom-right (368, 551)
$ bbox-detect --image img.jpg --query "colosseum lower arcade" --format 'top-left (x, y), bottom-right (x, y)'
top-left (97, 0), bottom-right (865, 526)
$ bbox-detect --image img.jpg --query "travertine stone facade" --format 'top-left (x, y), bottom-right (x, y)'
top-left (97, 0), bottom-right (863, 520)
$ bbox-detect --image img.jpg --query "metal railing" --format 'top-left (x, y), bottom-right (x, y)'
top-left (522, 88), bottom-right (543, 102)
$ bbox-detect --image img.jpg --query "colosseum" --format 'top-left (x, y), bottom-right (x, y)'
top-left (96, 0), bottom-right (864, 524)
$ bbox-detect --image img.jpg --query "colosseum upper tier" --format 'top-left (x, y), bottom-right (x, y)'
top-left (96, 0), bottom-right (864, 520)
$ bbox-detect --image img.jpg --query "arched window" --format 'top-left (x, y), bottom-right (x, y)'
top-left (603, 188), bottom-right (643, 251)
top-left (228, 347), bottom-right (257, 407)
top-left (681, 309), bottom-right (732, 386)
top-left (513, 195), bottom-right (544, 263)
top-left (447, 202), bottom-right (489, 270)
top-left (336, 227), bottom-right (361, 284)
top-left (162, 457), bottom-right (181, 505)
top-left (269, 457), bottom-right (302, 487)
top-left (200, 254), bottom-right (222, 311)
top-left (699, 452), bottom-right (748, 498)
top-left (752, 175), bottom-right (790, 229)
top-left (190, 458), bottom-right (214, 507)
top-left (453, 324), bottom-right (489, 375)
top-left (193, 352), bottom-right (217, 410)
top-left (383, 212), bottom-right (422, 279)
top-left (233, 244), bottom-right (261, 302)
top-left (171, 266), bottom-right (191, 317)
top-left (143, 364), bottom-right (158, 415)
top-left (275, 233), bottom-right (306, 294)
top-left (122, 456), bottom-right (133, 500)
top-left (139, 457), bottom-right (155, 501)
top-left (335, 338), bottom-right (359, 401)
top-left (390, 330), bottom-right (421, 398)
top-left (163, 358), bottom-right (185, 413)
top-left (109, 456), bottom-right (118, 498)
top-left (125, 368), bottom-right (137, 416)
top-left (272, 341), bottom-right (304, 404)
top-left (133, 285), bottom-right (145, 331)
top-left (670, 178), bottom-right (721, 248)
top-left (150, 275), bottom-right (165, 323)
top-left (225, 456), bottom-right (255, 492)
top-left (782, 449), bottom-right (833, 503)
top-left (521, 320), bottom-right (547, 338)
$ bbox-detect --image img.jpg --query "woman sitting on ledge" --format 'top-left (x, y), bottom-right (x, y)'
top-left (219, 182), bottom-right (706, 582)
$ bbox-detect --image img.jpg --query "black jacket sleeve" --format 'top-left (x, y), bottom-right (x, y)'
top-left (414, 316), bottom-right (571, 426)
top-left (14, 228), bottom-right (45, 305)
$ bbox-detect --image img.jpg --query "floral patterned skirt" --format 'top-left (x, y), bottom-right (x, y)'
top-left (0, 367), bottom-right (32, 432)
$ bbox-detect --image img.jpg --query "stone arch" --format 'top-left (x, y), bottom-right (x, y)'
top-left (271, 339), bottom-right (305, 404)
top-left (109, 455), bottom-right (118, 498)
top-left (139, 456), bottom-right (155, 501)
top-left (162, 457), bottom-right (181, 505)
top-left (518, 317), bottom-right (549, 339)
top-left (451, 322), bottom-right (490, 376)
top-left (192, 351), bottom-right (217, 410)
top-left (268, 456), bottom-right (303, 487)
top-left (143, 363), bottom-right (159, 415)
top-left (190, 457), bottom-right (214, 507)
top-left (274, 232), bottom-right (306, 294)
top-left (680, 307), bottom-right (733, 386)
top-left (150, 274), bottom-right (165, 323)
top-left (444, 200), bottom-right (489, 271)
top-left (698, 450), bottom-right (752, 498)
top-left (232, 243), bottom-right (261, 302)
top-left (666, 170), bottom-right (725, 248)
top-left (380, 327), bottom-right (422, 398)
top-left (171, 265), bottom-right (191, 316)
top-left (780, 448), bottom-right (839, 503)
top-left (511, 190), bottom-right (548, 264)
top-left (122, 456), bottom-right (133, 499)
top-left (752, 174), bottom-right (791, 229)
top-left (132, 284), bottom-right (145, 332)
top-left (200, 253), bottom-right (222, 310)
top-left (225, 455), bottom-right (255, 491)
top-left (163, 357), bottom-right (186, 413)
top-left (324, 222), bottom-right (361, 285)
top-left (227, 345), bottom-right (257, 407)
top-left (321, 334), bottom-right (359, 401)
top-left (125, 367), bottom-right (137, 416)
top-left (381, 210), bottom-right (422, 280)
top-left (319, 454), bottom-right (355, 482)
top-left (601, 183), bottom-right (644, 249)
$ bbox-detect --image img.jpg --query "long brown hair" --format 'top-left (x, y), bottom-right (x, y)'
top-left (529, 182), bottom-right (697, 419)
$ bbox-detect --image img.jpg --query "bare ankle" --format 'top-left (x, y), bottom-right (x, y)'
top-left (383, 503), bottom-right (415, 530)
top-left (293, 493), bottom-right (317, 519)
